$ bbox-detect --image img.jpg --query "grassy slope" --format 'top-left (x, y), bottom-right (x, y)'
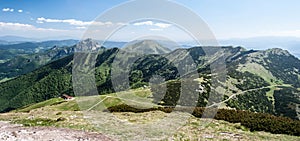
top-left (0, 89), bottom-right (299, 141)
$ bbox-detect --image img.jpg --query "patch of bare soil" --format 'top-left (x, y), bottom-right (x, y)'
top-left (0, 121), bottom-right (113, 141)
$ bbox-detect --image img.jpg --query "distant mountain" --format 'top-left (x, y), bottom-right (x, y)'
top-left (0, 40), bottom-right (25, 45)
top-left (0, 39), bottom-right (129, 53)
top-left (0, 39), bottom-right (108, 82)
top-left (123, 40), bottom-right (172, 54)
top-left (76, 38), bottom-right (101, 51)
top-left (0, 42), bottom-right (39, 52)
top-left (0, 36), bottom-right (37, 42)
top-left (0, 40), bottom-right (78, 53)
top-left (38, 40), bottom-right (79, 48)
top-left (220, 36), bottom-right (300, 58)
top-left (0, 39), bottom-right (79, 81)
top-left (0, 45), bottom-right (75, 82)
top-left (102, 41), bottom-right (127, 48)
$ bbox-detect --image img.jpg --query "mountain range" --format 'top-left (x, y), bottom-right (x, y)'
top-left (219, 36), bottom-right (300, 58)
top-left (2, 35), bottom-right (300, 58)
top-left (0, 39), bottom-right (299, 121)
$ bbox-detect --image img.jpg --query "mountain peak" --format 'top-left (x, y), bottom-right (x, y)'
top-left (123, 40), bottom-right (171, 54)
top-left (76, 38), bottom-right (100, 51)
top-left (139, 39), bottom-right (160, 44)
top-left (265, 48), bottom-right (291, 56)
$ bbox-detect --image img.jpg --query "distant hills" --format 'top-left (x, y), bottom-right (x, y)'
top-left (1, 35), bottom-right (299, 58)
top-left (0, 40), bottom-right (79, 52)
top-left (0, 39), bottom-right (127, 82)
top-left (0, 39), bottom-right (299, 121)
top-left (0, 40), bottom-right (79, 81)
top-left (0, 45), bottom-right (75, 81)
top-left (0, 35), bottom-right (37, 42)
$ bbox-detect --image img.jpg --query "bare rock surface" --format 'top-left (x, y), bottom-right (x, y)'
top-left (0, 121), bottom-right (113, 141)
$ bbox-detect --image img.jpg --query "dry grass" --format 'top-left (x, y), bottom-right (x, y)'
top-left (0, 92), bottom-right (299, 141)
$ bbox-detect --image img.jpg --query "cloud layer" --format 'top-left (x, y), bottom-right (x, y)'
top-left (2, 8), bottom-right (23, 13)
top-left (2, 8), bottom-right (14, 12)
top-left (133, 21), bottom-right (171, 28)
top-left (0, 22), bottom-right (67, 32)
top-left (0, 21), bottom-right (83, 39)
top-left (36, 17), bottom-right (116, 27)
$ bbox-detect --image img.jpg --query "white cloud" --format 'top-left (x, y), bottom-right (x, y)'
top-left (37, 17), bottom-right (92, 26)
top-left (36, 17), bottom-right (116, 27)
top-left (0, 21), bottom-right (83, 39)
top-left (76, 26), bottom-right (86, 29)
top-left (150, 28), bottom-right (163, 31)
top-left (2, 8), bottom-right (10, 12)
top-left (18, 9), bottom-right (23, 13)
top-left (133, 21), bottom-right (154, 26)
top-left (2, 8), bottom-right (14, 12)
top-left (133, 21), bottom-right (172, 28)
top-left (0, 22), bottom-right (33, 29)
top-left (0, 22), bottom-right (66, 32)
top-left (154, 23), bottom-right (171, 28)
top-left (117, 22), bottom-right (128, 26)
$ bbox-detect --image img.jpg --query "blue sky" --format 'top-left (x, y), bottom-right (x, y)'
top-left (1, 0), bottom-right (300, 41)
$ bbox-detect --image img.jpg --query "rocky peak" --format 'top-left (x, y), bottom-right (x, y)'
top-left (265, 48), bottom-right (291, 56)
top-left (76, 38), bottom-right (100, 52)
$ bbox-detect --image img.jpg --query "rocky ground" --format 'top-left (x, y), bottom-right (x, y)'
top-left (0, 121), bottom-right (113, 141)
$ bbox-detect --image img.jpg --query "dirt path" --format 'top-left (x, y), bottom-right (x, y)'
top-left (0, 121), bottom-right (113, 141)
top-left (207, 85), bottom-right (288, 108)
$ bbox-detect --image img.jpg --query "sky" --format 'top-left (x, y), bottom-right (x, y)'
top-left (1, 0), bottom-right (300, 41)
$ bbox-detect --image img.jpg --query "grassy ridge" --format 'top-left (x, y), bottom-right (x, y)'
top-left (108, 104), bottom-right (300, 136)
